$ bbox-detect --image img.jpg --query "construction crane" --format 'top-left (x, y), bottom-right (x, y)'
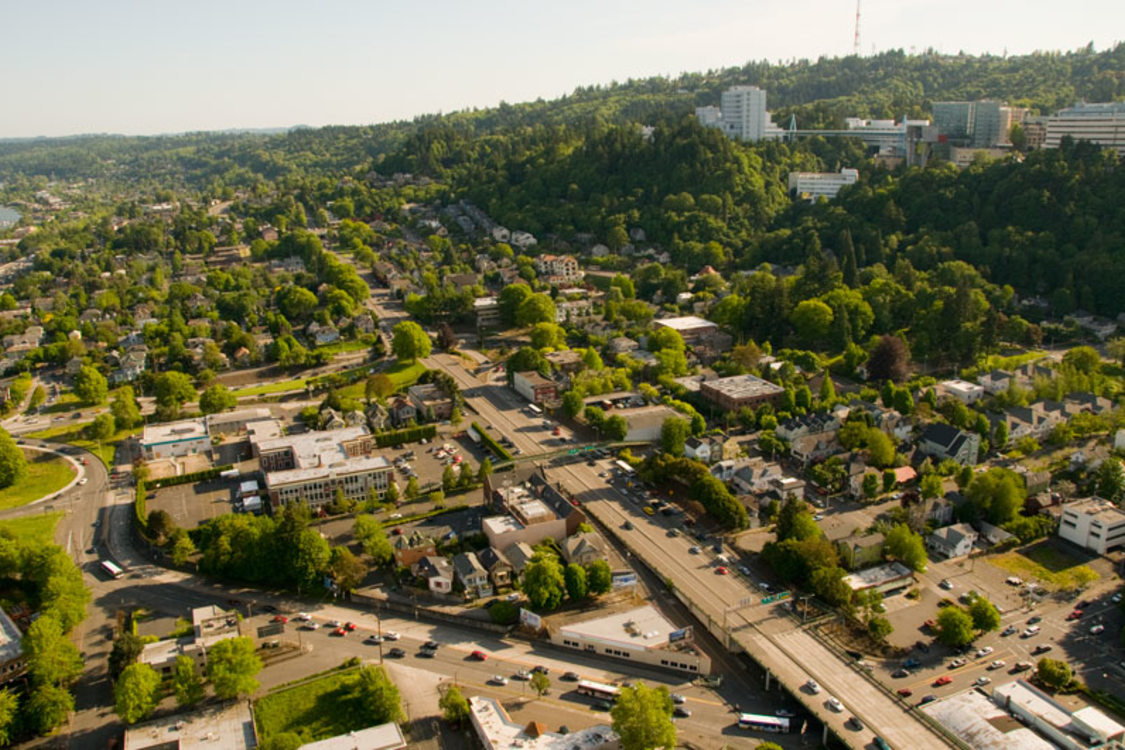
top-left (853, 0), bottom-right (861, 56)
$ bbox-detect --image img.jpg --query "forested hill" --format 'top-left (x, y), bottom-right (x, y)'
top-left (1, 44), bottom-right (1123, 185)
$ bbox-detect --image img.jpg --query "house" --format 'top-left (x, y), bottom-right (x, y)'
top-left (389, 397), bottom-right (416, 426)
top-left (319, 407), bottom-right (345, 431)
top-left (729, 459), bottom-right (784, 494)
top-left (770, 476), bottom-right (806, 500)
top-left (684, 437), bottom-right (714, 464)
top-left (776, 412), bottom-right (841, 442)
top-left (927, 523), bottom-right (979, 559)
top-left (545, 350), bottom-right (584, 374)
top-left (65, 356), bottom-right (85, 377)
top-left (918, 423), bottom-right (980, 465)
top-left (232, 346), bottom-right (252, 367)
top-left (940, 379), bottom-right (985, 404)
top-left (512, 371), bottom-right (557, 405)
top-left (110, 347), bottom-right (147, 384)
top-left (366, 402), bottom-right (391, 431)
top-left (477, 547), bottom-right (514, 589)
top-left (561, 533), bottom-right (606, 567)
top-left (352, 314), bottom-right (377, 334)
top-left (452, 552), bottom-right (493, 599)
top-left (413, 556), bottom-right (454, 594)
top-left (306, 322), bottom-right (340, 346)
top-left (789, 432), bottom-right (842, 466)
top-left (836, 533), bottom-right (886, 570)
top-left (392, 532), bottom-right (437, 567)
top-left (408, 383), bottom-right (453, 421)
top-left (979, 369), bottom-right (1014, 395)
top-left (608, 337), bottom-right (639, 355)
top-left (503, 542), bottom-right (536, 576)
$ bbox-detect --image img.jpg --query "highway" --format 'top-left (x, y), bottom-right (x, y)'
top-left (365, 287), bottom-right (952, 749)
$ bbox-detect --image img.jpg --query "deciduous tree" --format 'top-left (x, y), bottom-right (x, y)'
top-left (391, 321), bottom-right (431, 363)
top-left (523, 554), bottom-right (566, 611)
top-left (172, 654), bottom-right (204, 706)
top-left (114, 662), bottom-right (161, 724)
top-left (74, 365), bottom-right (108, 404)
top-left (935, 606), bottom-right (975, 647)
top-left (611, 682), bottom-right (676, 750)
top-left (205, 637), bottom-right (262, 699)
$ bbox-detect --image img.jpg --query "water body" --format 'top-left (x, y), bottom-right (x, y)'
top-left (0, 206), bottom-right (20, 228)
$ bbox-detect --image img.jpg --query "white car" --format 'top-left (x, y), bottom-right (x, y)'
top-left (1090, 624), bottom-right (1105, 635)
top-left (1022, 626), bottom-right (1040, 637)
top-left (826, 697), bottom-right (843, 712)
top-left (78, 478), bottom-right (88, 485)
top-left (974, 676), bottom-right (991, 686)
top-left (303, 621), bottom-right (320, 630)
top-left (988, 660), bottom-right (1006, 670)
top-left (806, 679), bottom-right (821, 694)
top-left (975, 646), bottom-right (994, 658)
top-left (295, 612), bottom-right (312, 621)
top-left (939, 579), bottom-right (953, 590)
top-left (490, 675), bottom-right (508, 685)
top-left (382, 631), bottom-right (400, 641)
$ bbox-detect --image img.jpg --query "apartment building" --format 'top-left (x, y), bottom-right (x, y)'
top-left (1058, 497), bottom-right (1125, 555)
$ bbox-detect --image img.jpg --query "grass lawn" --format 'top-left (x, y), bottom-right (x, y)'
top-left (386, 361), bottom-right (426, 389)
top-left (26, 422), bottom-right (139, 467)
top-left (989, 542), bottom-right (1100, 592)
top-left (0, 451), bottom-right (75, 510)
top-left (315, 339), bottom-right (372, 356)
top-left (232, 377), bottom-right (310, 398)
top-left (255, 668), bottom-right (376, 744)
top-left (0, 512), bottom-right (63, 546)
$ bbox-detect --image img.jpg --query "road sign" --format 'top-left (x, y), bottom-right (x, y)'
top-left (761, 595), bottom-right (775, 604)
top-left (777, 591), bottom-right (791, 601)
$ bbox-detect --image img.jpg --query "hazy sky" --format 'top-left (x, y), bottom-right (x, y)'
top-left (1, 0), bottom-right (1120, 138)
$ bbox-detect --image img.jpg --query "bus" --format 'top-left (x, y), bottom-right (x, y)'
top-left (614, 460), bottom-right (635, 476)
top-left (576, 680), bottom-right (620, 702)
top-left (100, 559), bottom-right (125, 579)
top-left (737, 714), bottom-right (790, 733)
top-left (527, 403), bottom-right (543, 417)
top-left (219, 469), bottom-right (239, 479)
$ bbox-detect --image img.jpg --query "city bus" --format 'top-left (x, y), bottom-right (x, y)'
top-left (526, 403), bottom-right (543, 417)
top-left (737, 713), bottom-right (789, 733)
top-left (99, 559), bottom-right (124, 579)
top-left (576, 680), bottom-right (620, 702)
top-left (613, 459), bottom-right (635, 476)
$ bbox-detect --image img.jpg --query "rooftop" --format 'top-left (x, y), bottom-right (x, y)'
top-left (559, 605), bottom-right (690, 651)
top-left (141, 418), bottom-right (207, 446)
top-left (124, 701), bottom-right (256, 750)
top-left (266, 454), bottom-right (392, 488)
top-left (653, 315), bottom-right (717, 332)
top-left (514, 370), bottom-right (555, 387)
top-left (253, 426), bottom-right (370, 470)
top-left (469, 696), bottom-right (616, 749)
top-left (993, 679), bottom-right (1125, 747)
top-left (701, 374), bottom-right (785, 400)
top-left (205, 407), bottom-right (271, 427)
top-left (921, 686), bottom-right (1055, 750)
top-left (298, 722), bottom-right (406, 750)
top-left (843, 561), bottom-right (913, 591)
top-left (1063, 497), bottom-right (1125, 525)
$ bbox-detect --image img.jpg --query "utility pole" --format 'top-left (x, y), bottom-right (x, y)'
top-left (853, 0), bottom-right (862, 56)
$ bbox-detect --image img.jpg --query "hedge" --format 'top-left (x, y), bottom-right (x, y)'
top-left (374, 424), bottom-right (437, 448)
top-left (471, 422), bottom-right (512, 461)
top-left (134, 479), bottom-right (147, 532)
top-left (150, 464), bottom-right (235, 489)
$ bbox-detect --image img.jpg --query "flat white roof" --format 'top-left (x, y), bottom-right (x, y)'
top-left (843, 561), bottom-right (913, 591)
top-left (124, 701), bottom-right (256, 750)
top-left (483, 515), bottom-right (524, 535)
top-left (141, 418), bottom-right (207, 446)
top-left (654, 315), bottom-right (716, 332)
top-left (559, 605), bottom-right (684, 651)
top-left (266, 454), bottom-right (392, 487)
top-left (239, 480), bottom-right (259, 493)
top-left (253, 426), bottom-right (369, 469)
top-left (921, 686), bottom-right (1055, 750)
top-left (469, 696), bottom-right (616, 749)
top-left (298, 722), bottom-right (406, 750)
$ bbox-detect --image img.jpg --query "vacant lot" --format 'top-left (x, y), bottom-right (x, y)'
top-left (255, 667), bottom-right (378, 745)
top-left (989, 541), bottom-right (1099, 592)
top-left (1, 450), bottom-right (74, 510)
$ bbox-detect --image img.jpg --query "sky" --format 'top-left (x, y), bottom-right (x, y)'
top-left (1, 0), bottom-right (1121, 139)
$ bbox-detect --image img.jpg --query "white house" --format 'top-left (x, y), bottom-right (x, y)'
top-left (941, 379), bottom-right (985, 404)
top-left (927, 523), bottom-right (978, 559)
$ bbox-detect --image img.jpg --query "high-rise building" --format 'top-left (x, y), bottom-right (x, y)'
top-left (696, 86), bottom-right (782, 142)
top-left (1044, 102), bottom-right (1125, 155)
top-left (932, 101), bottom-right (1024, 148)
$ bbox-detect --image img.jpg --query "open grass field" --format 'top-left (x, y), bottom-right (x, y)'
top-left (0, 450), bottom-right (75, 510)
top-left (26, 422), bottom-right (138, 467)
top-left (254, 667), bottom-right (379, 745)
top-left (232, 377), bottom-right (310, 398)
top-left (989, 541), bottom-right (1100, 592)
top-left (335, 361), bottom-right (426, 402)
top-left (0, 512), bottom-right (63, 546)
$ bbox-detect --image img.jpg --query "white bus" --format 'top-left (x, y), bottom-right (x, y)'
top-left (614, 460), bottom-right (636, 476)
top-left (100, 559), bottom-right (124, 579)
top-left (576, 680), bottom-right (620, 701)
top-left (527, 404), bottom-right (543, 417)
top-left (737, 713), bottom-right (789, 733)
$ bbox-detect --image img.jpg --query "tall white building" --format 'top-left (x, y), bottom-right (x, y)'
top-left (1045, 102), bottom-right (1125, 156)
top-left (1058, 497), bottom-right (1125, 554)
top-left (697, 86), bottom-right (783, 142)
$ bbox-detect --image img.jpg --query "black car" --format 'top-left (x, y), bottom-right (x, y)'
top-left (387, 647), bottom-right (405, 658)
top-left (673, 706), bottom-right (691, 718)
top-left (424, 640), bottom-right (440, 650)
top-left (531, 665), bottom-right (549, 675)
top-left (418, 649), bottom-right (434, 658)
top-left (562, 671), bottom-right (580, 681)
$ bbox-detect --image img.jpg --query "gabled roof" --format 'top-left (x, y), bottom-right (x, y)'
top-left (477, 546), bottom-right (511, 571)
top-left (452, 551), bottom-right (487, 579)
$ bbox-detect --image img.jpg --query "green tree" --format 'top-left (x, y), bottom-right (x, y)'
top-left (867, 615), bottom-right (894, 642)
top-left (497, 283), bottom-right (532, 325)
top-left (862, 472), bottom-right (880, 498)
top-left (111, 386), bottom-right (143, 429)
top-left (405, 476), bottom-right (420, 499)
top-left (114, 662), bottom-right (161, 724)
top-left (24, 615), bottom-right (83, 686)
top-left (789, 299), bottom-right (833, 347)
top-left (604, 415), bottom-right (629, 441)
top-left (660, 417), bottom-right (689, 457)
top-left (0, 688), bottom-right (17, 746)
top-left (611, 682), bottom-right (676, 750)
top-left (523, 554), bottom-right (566, 611)
top-left (439, 684), bottom-right (470, 725)
top-left (1096, 459), bottom-right (1125, 503)
top-left (965, 468), bottom-right (1026, 524)
top-left (564, 563), bottom-right (588, 601)
top-left (516, 293), bottom-right (557, 326)
top-left (329, 546), bottom-right (367, 593)
top-left (172, 654), bottom-right (204, 706)
top-left (355, 665), bottom-right (404, 724)
top-left (587, 559), bottom-right (613, 595)
top-left (529, 322), bottom-right (566, 350)
top-left (884, 524), bottom-right (927, 572)
top-left (74, 365), bottom-right (108, 404)
top-left (920, 472), bottom-right (943, 499)
top-left (1062, 346), bottom-right (1101, 373)
top-left (530, 671), bottom-right (551, 697)
top-left (27, 683), bottom-right (73, 735)
top-left (89, 412), bottom-right (115, 440)
top-left (205, 637), bottom-right (262, 699)
top-left (108, 631), bottom-right (144, 681)
top-left (153, 371), bottom-right (197, 416)
top-left (478, 457), bottom-right (493, 481)
top-left (0, 428), bottom-right (28, 490)
top-left (882, 468), bottom-right (896, 492)
top-left (935, 606), bottom-right (975, 647)
top-left (1036, 658), bottom-right (1073, 691)
top-left (199, 383), bottom-right (237, 414)
top-left (171, 530), bottom-right (196, 566)
top-left (391, 321), bottom-right (431, 363)
top-left (28, 385), bottom-right (47, 411)
top-left (968, 596), bottom-right (1001, 632)
top-left (442, 465), bottom-right (456, 492)
top-left (292, 528), bottom-right (331, 592)
top-left (385, 481), bottom-right (399, 504)
top-left (354, 515), bottom-right (392, 565)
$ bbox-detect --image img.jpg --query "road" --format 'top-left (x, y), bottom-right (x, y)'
top-left (365, 287), bottom-right (952, 749)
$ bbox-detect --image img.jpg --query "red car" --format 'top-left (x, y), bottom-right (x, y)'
top-left (332, 627), bottom-right (346, 636)
top-left (1066, 609), bottom-right (1083, 621)
top-left (715, 566), bottom-right (729, 575)
top-left (271, 615), bottom-right (288, 623)
top-left (932, 675), bottom-right (952, 687)
top-left (391, 527), bottom-right (403, 536)
top-left (470, 650), bottom-right (488, 661)
top-left (923, 619), bottom-right (936, 629)
top-left (344, 622), bottom-right (357, 631)
top-left (897, 688), bottom-right (913, 697)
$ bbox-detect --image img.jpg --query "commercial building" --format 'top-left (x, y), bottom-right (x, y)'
top-left (696, 86), bottom-right (784, 142)
top-left (299, 723), bottom-right (407, 750)
top-left (933, 100), bottom-right (1026, 147)
top-left (699, 374), bottom-right (785, 412)
top-left (482, 498), bottom-right (566, 550)
top-left (469, 696), bottom-right (618, 750)
top-left (251, 427), bottom-right (392, 510)
top-left (205, 407), bottom-right (273, 436)
top-left (407, 383), bottom-right (453, 421)
top-left (140, 418), bottom-right (209, 460)
top-left (554, 605), bottom-right (711, 676)
top-left (921, 687), bottom-right (1057, 750)
top-left (139, 605), bottom-right (241, 676)
top-left (1045, 102), bottom-right (1125, 156)
top-left (992, 679), bottom-right (1125, 749)
top-left (124, 701), bottom-right (257, 750)
top-left (512, 370), bottom-right (558, 405)
top-left (608, 404), bottom-right (682, 443)
top-left (652, 315), bottom-right (719, 344)
top-left (843, 561), bottom-right (914, 595)
top-left (1058, 497), bottom-right (1125, 554)
top-left (474, 296), bottom-right (501, 328)
top-left (787, 168), bottom-right (859, 200)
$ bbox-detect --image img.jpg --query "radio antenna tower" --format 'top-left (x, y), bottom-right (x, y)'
top-left (853, 0), bottom-right (861, 56)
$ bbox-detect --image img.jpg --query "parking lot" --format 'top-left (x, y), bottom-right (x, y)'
top-left (148, 475), bottom-right (239, 529)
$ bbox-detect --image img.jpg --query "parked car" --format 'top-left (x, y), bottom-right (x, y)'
top-left (671, 694), bottom-right (686, 705)
top-left (896, 688), bottom-right (913, 697)
top-left (1066, 609), bottom-right (1083, 621)
top-left (531, 665), bottom-right (549, 675)
top-left (383, 631), bottom-right (400, 640)
top-left (1028, 615), bottom-right (1042, 624)
top-left (562, 672), bottom-right (580, 681)
top-left (270, 615), bottom-right (288, 623)
top-left (1022, 626), bottom-right (1040, 638)
top-left (847, 716), bottom-right (864, 731)
top-left (919, 695), bottom-right (938, 705)
top-left (344, 622), bottom-right (357, 631)
top-left (988, 660), bottom-right (1006, 670)
top-left (948, 658), bottom-right (965, 669)
top-left (514, 669), bottom-right (531, 681)
top-left (826, 697), bottom-right (843, 712)
top-left (423, 640), bottom-right (440, 650)
top-left (1090, 624), bottom-right (1106, 634)
top-left (933, 676), bottom-right (952, 686)
top-left (490, 675), bottom-right (508, 685)
top-left (1013, 661), bottom-right (1033, 672)
top-left (893, 669), bottom-right (910, 679)
top-left (331, 627), bottom-right (346, 637)
top-left (805, 679), bottom-right (820, 694)
top-left (939, 578), bottom-right (953, 589)
top-left (903, 658), bottom-right (921, 669)
top-left (1001, 625), bottom-right (1017, 636)
top-left (470, 650), bottom-right (488, 661)
top-left (974, 676), bottom-right (991, 686)
top-left (1032, 644), bottom-right (1053, 655)
top-left (715, 566), bottom-right (729, 575)
top-left (365, 634), bottom-right (383, 644)
top-left (975, 646), bottom-right (994, 658)
top-left (673, 706), bottom-right (691, 718)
